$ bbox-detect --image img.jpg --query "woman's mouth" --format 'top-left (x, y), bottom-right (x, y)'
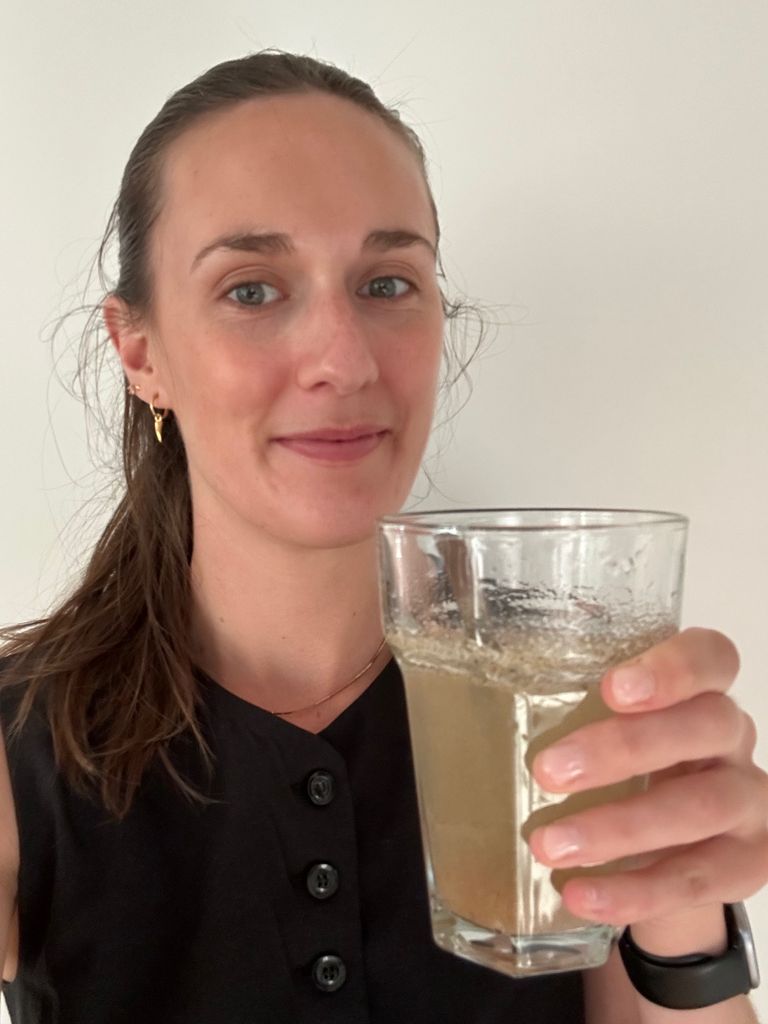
top-left (273, 428), bottom-right (390, 463)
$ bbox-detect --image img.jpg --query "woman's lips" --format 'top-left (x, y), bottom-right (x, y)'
top-left (274, 430), bottom-right (389, 463)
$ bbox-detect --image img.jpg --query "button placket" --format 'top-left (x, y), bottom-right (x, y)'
top-left (280, 756), bottom-right (362, 1003)
top-left (303, 768), bottom-right (348, 990)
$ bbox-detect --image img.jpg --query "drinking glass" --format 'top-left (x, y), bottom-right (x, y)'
top-left (377, 508), bottom-right (688, 977)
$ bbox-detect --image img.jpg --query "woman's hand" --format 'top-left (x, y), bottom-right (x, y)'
top-left (528, 627), bottom-right (768, 928)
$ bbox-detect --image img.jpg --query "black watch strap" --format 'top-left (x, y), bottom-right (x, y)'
top-left (618, 903), bottom-right (760, 1010)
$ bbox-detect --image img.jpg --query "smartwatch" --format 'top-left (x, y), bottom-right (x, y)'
top-left (618, 902), bottom-right (760, 1010)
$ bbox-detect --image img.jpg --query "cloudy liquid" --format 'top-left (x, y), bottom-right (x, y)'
top-left (395, 623), bottom-right (675, 937)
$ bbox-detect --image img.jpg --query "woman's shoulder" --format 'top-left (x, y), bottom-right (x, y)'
top-left (0, 652), bottom-right (28, 712)
top-left (0, 647), bottom-right (32, 684)
top-left (0, 651), bottom-right (51, 746)
top-left (0, 655), bottom-right (21, 868)
top-left (0, 715), bottom-right (20, 979)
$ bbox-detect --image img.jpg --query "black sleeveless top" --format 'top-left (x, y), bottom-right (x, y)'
top-left (0, 658), bottom-right (584, 1023)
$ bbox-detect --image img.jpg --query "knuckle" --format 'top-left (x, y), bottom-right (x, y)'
top-left (667, 632), bottom-right (700, 690)
top-left (682, 784), bottom-right (719, 826)
top-left (677, 627), bottom-right (740, 686)
top-left (680, 858), bottom-right (712, 905)
top-left (725, 766), bottom-right (767, 832)
top-left (688, 691), bottom-right (739, 740)
top-left (625, 885), bottom-right (654, 923)
top-left (695, 627), bottom-right (741, 680)
top-left (608, 716), bottom-right (645, 766)
top-left (685, 768), bottom-right (739, 828)
top-left (752, 768), bottom-right (768, 826)
top-left (737, 770), bottom-right (767, 827)
top-left (610, 799), bottom-right (651, 849)
top-left (709, 694), bottom-right (747, 749)
top-left (722, 765), bottom-right (755, 821)
top-left (739, 710), bottom-right (759, 756)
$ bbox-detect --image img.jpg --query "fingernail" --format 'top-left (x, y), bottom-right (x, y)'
top-left (541, 824), bottom-right (583, 861)
top-left (581, 883), bottom-right (610, 911)
top-left (538, 742), bottom-right (585, 784)
top-left (611, 664), bottom-right (655, 705)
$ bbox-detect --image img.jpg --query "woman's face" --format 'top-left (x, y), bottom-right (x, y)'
top-left (131, 92), bottom-right (444, 549)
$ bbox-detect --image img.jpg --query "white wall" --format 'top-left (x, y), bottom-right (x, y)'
top-left (2, 1), bottom-right (767, 1018)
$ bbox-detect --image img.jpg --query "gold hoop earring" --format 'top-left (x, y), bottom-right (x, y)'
top-left (149, 400), bottom-right (169, 444)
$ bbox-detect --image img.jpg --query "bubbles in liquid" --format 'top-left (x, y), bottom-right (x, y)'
top-left (390, 612), bottom-right (676, 692)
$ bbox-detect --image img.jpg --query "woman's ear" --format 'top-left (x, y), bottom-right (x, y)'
top-left (102, 295), bottom-right (173, 408)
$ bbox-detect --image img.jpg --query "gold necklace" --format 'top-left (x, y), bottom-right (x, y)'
top-left (270, 637), bottom-right (388, 717)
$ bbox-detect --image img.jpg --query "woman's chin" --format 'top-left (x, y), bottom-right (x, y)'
top-left (282, 516), bottom-right (381, 551)
top-left (269, 498), bottom-right (406, 551)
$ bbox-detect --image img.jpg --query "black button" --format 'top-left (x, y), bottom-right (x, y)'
top-left (312, 954), bottom-right (347, 993)
top-left (306, 862), bottom-right (339, 900)
top-left (306, 770), bottom-right (335, 806)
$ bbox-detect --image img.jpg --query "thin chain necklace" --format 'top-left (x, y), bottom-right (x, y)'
top-left (270, 637), bottom-right (388, 717)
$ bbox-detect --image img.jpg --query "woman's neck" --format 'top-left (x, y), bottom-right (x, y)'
top-left (189, 511), bottom-right (388, 723)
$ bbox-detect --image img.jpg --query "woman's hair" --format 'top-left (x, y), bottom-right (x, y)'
top-left (0, 49), bottom-right (486, 821)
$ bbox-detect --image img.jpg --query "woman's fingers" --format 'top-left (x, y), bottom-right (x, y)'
top-left (524, 626), bottom-right (768, 930)
top-left (531, 692), bottom-right (750, 792)
top-left (558, 834), bottom-right (768, 925)
top-left (601, 627), bottom-right (740, 714)
top-left (528, 762), bottom-right (768, 868)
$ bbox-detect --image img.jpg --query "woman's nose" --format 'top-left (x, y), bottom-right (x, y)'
top-left (294, 292), bottom-right (380, 395)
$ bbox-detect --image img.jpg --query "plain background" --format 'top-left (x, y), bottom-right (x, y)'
top-left (1, 1), bottom-right (766, 1018)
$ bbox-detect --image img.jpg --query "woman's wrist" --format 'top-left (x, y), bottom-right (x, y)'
top-left (620, 905), bottom-right (759, 1021)
top-left (626, 904), bottom-right (728, 958)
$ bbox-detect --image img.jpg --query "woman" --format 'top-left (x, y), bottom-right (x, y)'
top-left (0, 50), bottom-right (765, 1023)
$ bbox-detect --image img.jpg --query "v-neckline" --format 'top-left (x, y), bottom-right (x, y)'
top-left (194, 656), bottom-right (398, 739)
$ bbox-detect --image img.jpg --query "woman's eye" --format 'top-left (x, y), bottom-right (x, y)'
top-left (226, 281), bottom-right (281, 307)
top-left (361, 276), bottom-right (413, 299)
top-left (225, 276), bottom-right (413, 307)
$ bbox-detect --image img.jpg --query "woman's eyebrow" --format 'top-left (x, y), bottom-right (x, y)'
top-left (190, 228), bottom-right (436, 272)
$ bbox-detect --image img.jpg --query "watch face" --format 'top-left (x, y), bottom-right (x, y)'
top-left (732, 902), bottom-right (761, 990)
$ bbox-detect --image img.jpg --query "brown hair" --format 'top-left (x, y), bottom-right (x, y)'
top-left (0, 49), bottom-right (486, 821)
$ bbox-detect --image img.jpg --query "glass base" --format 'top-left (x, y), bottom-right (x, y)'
top-left (430, 897), bottom-right (618, 978)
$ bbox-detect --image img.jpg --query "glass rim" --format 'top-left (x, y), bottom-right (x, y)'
top-left (378, 506), bottom-right (689, 535)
